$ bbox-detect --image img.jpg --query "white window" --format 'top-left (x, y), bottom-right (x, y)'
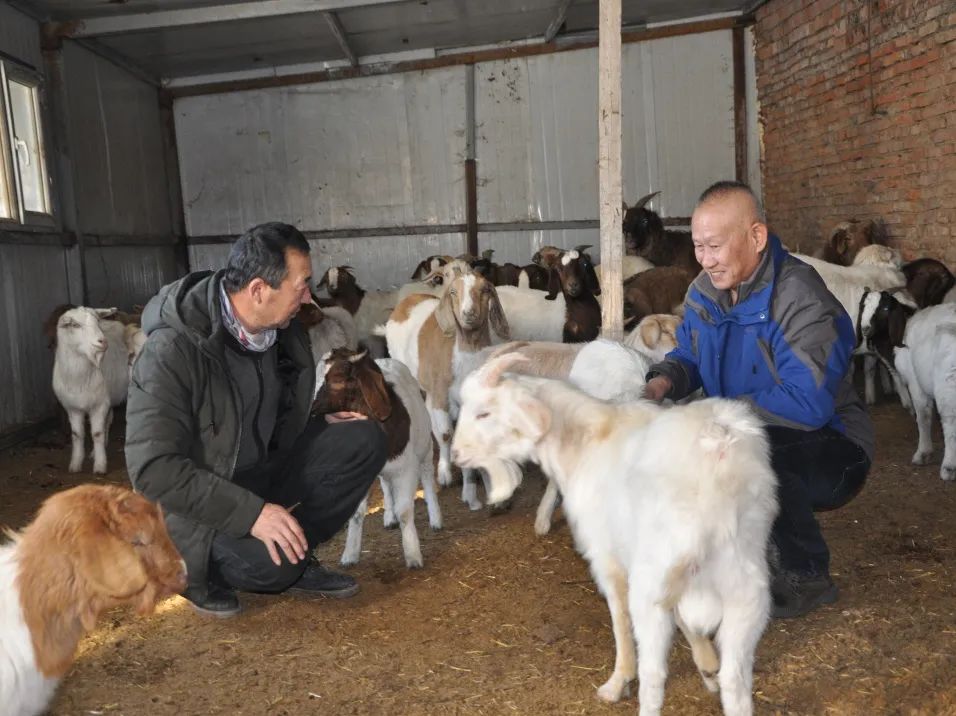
top-left (0, 61), bottom-right (52, 224)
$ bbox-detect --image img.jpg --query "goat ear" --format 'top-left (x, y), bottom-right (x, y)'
top-left (512, 394), bottom-right (551, 443)
top-left (316, 271), bottom-right (329, 289)
top-left (832, 229), bottom-right (849, 256)
top-left (583, 258), bottom-right (601, 296)
top-left (411, 260), bottom-right (430, 280)
top-left (355, 360), bottom-right (392, 421)
top-left (434, 290), bottom-right (458, 336)
top-left (75, 526), bottom-right (148, 604)
top-left (888, 306), bottom-right (909, 347)
top-left (488, 287), bottom-right (511, 340)
top-left (545, 268), bottom-right (561, 300)
top-left (640, 318), bottom-right (661, 348)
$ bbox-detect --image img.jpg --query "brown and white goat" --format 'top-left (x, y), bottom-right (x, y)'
top-left (314, 348), bottom-right (441, 568)
top-left (296, 299), bottom-right (359, 363)
top-left (385, 272), bottom-right (510, 496)
top-left (0, 484), bottom-right (186, 716)
top-left (411, 254), bottom-right (454, 280)
top-left (496, 250), bottom-right (602, 344)
top-left (624, 313), bottom-right (681, 362)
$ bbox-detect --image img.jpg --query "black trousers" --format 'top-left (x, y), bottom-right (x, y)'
top-left (768, 425), bottom-right (869, 577)
top-left (209, 418), bottom-right (387, 593)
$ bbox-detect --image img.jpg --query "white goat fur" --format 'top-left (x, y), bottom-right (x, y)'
top-left (794, 251), bottom-right (906, 404)
top-left (449, 339), bottom-right (655, 520)
top-left (452, 360), bottom-right (777, 716)
top-left (893, 303), bottom-right (956, 481)
top-left (52, 307), bottom-right (129, 474)
top-left (306, 304), bottom-right (359, 362)
top-left (323, 358), bottom-right (442, 568)
top-left (494, 285), bottom-right (566, 342)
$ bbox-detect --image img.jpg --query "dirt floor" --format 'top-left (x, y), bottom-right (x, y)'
top-left (1, 402), bottom-right (955, 716)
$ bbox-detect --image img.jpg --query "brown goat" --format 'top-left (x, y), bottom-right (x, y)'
top-left (623, 192), bottom-right (700, 274)
top-left (813, 218), bottom-right (891, 266)
top-left (544, 250), bottom-right (602, 343)
top-left (622, 266), bottom-right (694, 326)
top-left (902, 258), bottom-right (955, 308)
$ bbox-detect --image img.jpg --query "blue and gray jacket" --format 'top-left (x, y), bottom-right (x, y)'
top-left (648, 234), bottom-right (874, 461)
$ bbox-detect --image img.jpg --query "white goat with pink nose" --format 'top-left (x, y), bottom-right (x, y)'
top-left (52, 307), bottom-right (130, 474)
top-left (451, 353), bottom-right (778, 716)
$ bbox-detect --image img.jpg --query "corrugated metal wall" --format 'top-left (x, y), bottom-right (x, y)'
top-left (0, 6), bottom-right (176, 436)
top-left (177, 30), bottom-right (737, 289)
top-left (62, 43), bottom-right (178, 310)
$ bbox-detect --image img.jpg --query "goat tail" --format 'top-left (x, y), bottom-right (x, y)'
top-left (371, 324), bottom-right (388, 337)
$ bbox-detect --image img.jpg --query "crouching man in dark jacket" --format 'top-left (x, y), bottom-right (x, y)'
top-left (126, 222), bottom-right (387, 617)
top-left (644, 181), bottom-right (874, 619)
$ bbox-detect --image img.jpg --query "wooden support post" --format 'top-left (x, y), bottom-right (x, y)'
top-left (598, 0), bottom-right (623, 341)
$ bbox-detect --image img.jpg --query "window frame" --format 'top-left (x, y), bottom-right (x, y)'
top-left (0, 60), bottom-right (54, 229)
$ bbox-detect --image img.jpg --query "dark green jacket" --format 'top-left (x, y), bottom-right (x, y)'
top-left (125, 271), bottom-right (315, 590)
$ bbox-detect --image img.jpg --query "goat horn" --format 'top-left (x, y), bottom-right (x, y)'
top-left (572, 244), bottom-right (592, 253)
top-left (634, 191), bottom-right (661, 209)
top-left (347, 349), bottom-right (368, 363)
top-left (481, 249), bottom-right (495, 260)
top-left (481, 352), bottom-right (531, 387)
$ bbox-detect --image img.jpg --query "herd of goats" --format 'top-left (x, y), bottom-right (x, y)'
top-left (7, 192), bottom-right (956, 715)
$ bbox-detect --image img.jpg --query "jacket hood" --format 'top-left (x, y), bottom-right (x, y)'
top-left (141, 270), bottom-right (227, 353)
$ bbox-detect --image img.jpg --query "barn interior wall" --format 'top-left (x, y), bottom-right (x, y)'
top-left (179, 29), bottom-right (739, 289)
top-left (0, 4), bottom-right (176, 437)
top-left (755, 0), bottom-right (955, 262)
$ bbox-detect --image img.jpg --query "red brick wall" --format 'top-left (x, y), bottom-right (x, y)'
top-left (755, 0), bottom-right (956, 263)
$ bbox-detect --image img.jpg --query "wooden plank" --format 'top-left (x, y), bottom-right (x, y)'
top-left (598, 0), bottom-right (623, 341)
top-left (167, 17), bottom-right (742, 99)
top-left (732, 25), bottom-right (747, 182)
top-left (323, 11), bottom-right (359, 68)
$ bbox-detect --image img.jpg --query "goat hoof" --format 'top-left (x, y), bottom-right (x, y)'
top-left (488, 498), bottom-right (514, 515)
top-left (941, 466), bottom-right (956, 482)
top-left (596, 678), bottom-right (628, 703)
top-left (912, 451), bottom-right (932, 466)
top-left (405, 556), bottom-right (424, 570)
top-left (429, 521), bottom-right (443, 531)
top-left (534, 519), bottom-right (552, 536)
top-left (340, 557), bottom-right (359, 568)
top-left (700, 671), bottom-right (720, 694)
top-left (383, 521), bottom-right (399, 530)
top-left (68, 462), bottom-right (82, 474)
top-left (93, 464), bottom-right (107, 475)
top-left (465, 499), bottom-right (483, 511)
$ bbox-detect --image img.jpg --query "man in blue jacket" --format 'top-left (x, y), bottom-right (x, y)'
top-left (644, 180), bottom-right (873, 619)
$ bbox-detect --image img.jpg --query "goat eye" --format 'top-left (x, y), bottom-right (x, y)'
top-left (475, 412), bottom-right (489, 420)
top-left (130, 536), bottom-right (146, 547)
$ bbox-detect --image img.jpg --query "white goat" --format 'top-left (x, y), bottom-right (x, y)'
top-left (52, 307), bottom-right (130, 474)
top-left (123, 324), bottom-right (147, 375)
top-left (794, 248), bottom-right (907, 404)
top-left (451, 355), bottom-right (777, 716)
top-left (314, 349), bottom-right (441, 568)
top-left (494, 286), bottom-right (566, 342)
top-left (449, 338), bottom-right (655, 521)
top-left (893, 303), bottom-right (956, 481)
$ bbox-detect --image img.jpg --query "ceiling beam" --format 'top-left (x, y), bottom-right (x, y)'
top-left (543, 0), bottom-right (573, 43)
top-left (47, 0), bottom-right (410, 39)
top-left (323, 12), bottom-right (358, 67)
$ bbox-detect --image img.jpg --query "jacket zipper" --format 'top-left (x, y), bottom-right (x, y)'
top-left (252, 357), bottom-right (267, 465)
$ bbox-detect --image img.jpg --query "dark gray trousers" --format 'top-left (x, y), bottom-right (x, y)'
top-left (210, 418), bottom-right (387, 593)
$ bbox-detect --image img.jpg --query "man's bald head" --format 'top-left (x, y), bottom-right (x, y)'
top-left (691, 181), bottom-right (769, 298)
top-left (697, 180), bottom-right (766, 224)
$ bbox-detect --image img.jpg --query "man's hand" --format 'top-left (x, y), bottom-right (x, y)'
top-left (325, 411), bottom-right (368, 423)
top-left (642, 376), bottom-right (673, 403)
top-left (250, 503), bottom-right (308, 566)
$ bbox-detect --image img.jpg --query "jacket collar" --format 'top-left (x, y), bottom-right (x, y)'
top-left (691, 233), bottom-right (786, 319)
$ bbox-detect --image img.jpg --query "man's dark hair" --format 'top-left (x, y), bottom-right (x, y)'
top-left (222, 222), bottom-right (311, 293)
top-left (697, 180), bottom-right (766, 223)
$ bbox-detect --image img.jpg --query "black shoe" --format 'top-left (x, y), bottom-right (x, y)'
top-left (286, 561), bottom-right (359, 599)
top-left (771, 570), bottom-right (839, 619)
top-left (183, 583), bottom-right (241, 618)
